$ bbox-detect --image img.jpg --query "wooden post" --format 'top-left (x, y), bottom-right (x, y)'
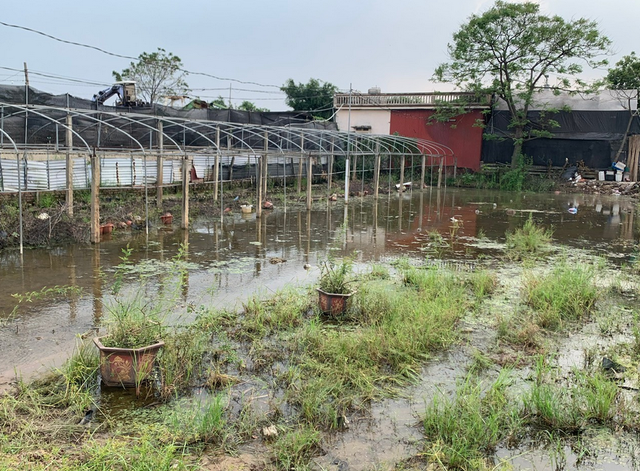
top-left (328, 137), bottom-right (334, 192)
top-left (297, 133), bottom-right (304, 194)
top-left (262, 130), bottom-right (268, 199)
top-left (373, 142), bottom-right (381, 199)
top-left (306, 154), bottom-right (312, 210)
top-left (214, 126), bottom-right (220, 201)
top-left (351, 152), bottom-right (357, 183)
top-left (399, 154), bottom-right (405, 193)
top-left (420, 154), bottom-right (426, 190)
top-left (156, 120), bottom-right (163, 207)
top-left (437, 158), bottom-right (443, 188)
top-left (90, 150), bottom-right (100, 244)
top-left (181, 156), bottom-right (190, 229)
top-left (228, 134), bottom-right (233, 183)
top-left (256, 153), bottom-right (263, 219)
top-left (65, 113), bottom-right (74, 216)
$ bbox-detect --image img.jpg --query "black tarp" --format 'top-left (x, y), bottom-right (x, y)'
top-left (0, 85), bottom-right (337, 150)
top-left (482, 109), bottom-right (640, 168)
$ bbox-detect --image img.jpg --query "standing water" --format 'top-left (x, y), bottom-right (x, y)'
top-left (0, 188), bottom-right (636, 388)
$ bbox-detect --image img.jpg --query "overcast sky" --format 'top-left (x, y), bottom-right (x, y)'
top-left (1, 0), bottom-right (638, 110)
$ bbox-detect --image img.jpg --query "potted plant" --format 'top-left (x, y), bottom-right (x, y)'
top-left (93, 293), bottom-right (165, 394)
top-left (317, 257), bottom-right (356, 315)
top-left (93, 246), bottom-right (172, 394)
top-left (160, 212), bottom-right (173, 224)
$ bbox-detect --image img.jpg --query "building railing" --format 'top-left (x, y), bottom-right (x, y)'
top-left (333, 92), bottom-right (491, 108)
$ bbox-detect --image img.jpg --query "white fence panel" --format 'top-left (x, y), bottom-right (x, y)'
top-left (48, 160), bottom-right (67, 190)
top-left (0, 159), bottom-right (20, 192)
top-left (25, 161), bottom-right (49, 190)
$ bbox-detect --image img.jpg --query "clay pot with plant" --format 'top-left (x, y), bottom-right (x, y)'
top-left (93, 245), bottom-right (187, 394)
top-left (93, 292), bottom-right (166, 394)
top-left (317, 257), bottom-right (356, 316)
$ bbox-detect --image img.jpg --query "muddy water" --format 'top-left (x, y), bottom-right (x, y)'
top-left (0, 188), bottom-right (637, 467)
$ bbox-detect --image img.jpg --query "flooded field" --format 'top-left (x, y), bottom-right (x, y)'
top-left (1, 187), bottom-right (639, 470)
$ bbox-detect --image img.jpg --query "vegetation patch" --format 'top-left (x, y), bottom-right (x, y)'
top-left (505, 215), bottom-right (553, 260)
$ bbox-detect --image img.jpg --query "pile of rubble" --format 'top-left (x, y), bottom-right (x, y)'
top-left (563, 179), bottom-right (640, 196)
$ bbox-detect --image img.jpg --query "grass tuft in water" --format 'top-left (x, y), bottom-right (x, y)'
top-left (505, 215), bottom-right (553, 260)
top-left (241, 286), bottom-right (312, 337)
top-left (422, 371), bottom-right (520, 469)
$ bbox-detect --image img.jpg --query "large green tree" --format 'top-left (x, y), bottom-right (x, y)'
top-left (607, 52), bottom-right (640, 92)
top-left (113, 48), bottom-right (189, 104)
top-left (434, 1), bottom-right (611, 167)
top-left (281, 78), bottom-right (337, 119)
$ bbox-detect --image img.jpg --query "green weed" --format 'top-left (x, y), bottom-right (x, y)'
top-left (272, 425), bottom-right (321, 471)
top-left (467, 270), bottom-right (497, 300)
top-left (505, 215), bottom-right (553, 260)
top-left (523, 262), bottom-right (598, 329)
top-left (422, 371), bottom-right (520, 469)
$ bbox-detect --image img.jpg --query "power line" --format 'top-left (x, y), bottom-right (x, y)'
top-left (0, 66), bottom-right (109, 86)
top-left (0, 20), bottom-right (281, 88)
top-left (0, 21), bottom-right (137, 60)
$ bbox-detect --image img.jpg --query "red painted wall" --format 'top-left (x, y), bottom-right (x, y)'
top-left (390, 110), bottom-right (484, 171)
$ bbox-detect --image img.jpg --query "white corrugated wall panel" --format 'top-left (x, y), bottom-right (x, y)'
top-left (47, 160), bottom-right (67, 190)
top-left (73, 158), bottom-right (90, 189)
top-left (25, 161), bottom-right (49, 190)
top-left (0, 159), bottom-right (20, 192)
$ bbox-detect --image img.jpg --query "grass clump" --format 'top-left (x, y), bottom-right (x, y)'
top-left (467, 270), bottom-right (497, 301)
top-left (157, 327), bottom-right (211, 400)
top-left (505, 215), bottom-right (553, 260)
top-left (165, 395), bottom-right (228, 446)
top-left (272, 425), bottom-right (321, 470)
top-left (422, 371), bottom-right (520, 470)
top-left (289, 271), bottom-right (467, 429)
top-left (523, 356), bottom-right (619, 432)
top-left (241, 286), bottom-right (312, 337)
top-left (523, 262), bottom-right (599, 330)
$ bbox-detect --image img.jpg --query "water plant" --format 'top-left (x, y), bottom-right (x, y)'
top-left (505, 215), bottom-right (553, 260)
top-left (422, 371), bottom-right (520, 469)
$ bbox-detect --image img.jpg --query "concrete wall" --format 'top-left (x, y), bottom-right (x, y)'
top-left (335, 109), bottom-right (391, 135)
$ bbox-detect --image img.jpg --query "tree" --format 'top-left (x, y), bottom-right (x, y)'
top-left (281, 78), bottom-right (337, 119)
top-left (607, 52), bottom-right (640, 92)
top-left (113, 48), bottom-right (189, 104)
top-left (238, 100), bottom-right (270, 112)
top-left (434, 1), bottom-right (611, 167)
top-left (606, 52), bottom-right (640, 160)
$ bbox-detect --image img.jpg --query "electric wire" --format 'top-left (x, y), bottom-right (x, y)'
top-left (0, 21), bottom-right (280, 88)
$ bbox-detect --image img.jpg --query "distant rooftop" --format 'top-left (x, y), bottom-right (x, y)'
top-left (333, 91), bottom-right (491, 109)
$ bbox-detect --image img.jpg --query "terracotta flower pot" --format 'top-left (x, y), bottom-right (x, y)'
top-left (317, 288), bottom-right (354, 316)
top-left (93, 336), bottom-right (164, 393)
top-left (100, 223), bottom-right (114, 234)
